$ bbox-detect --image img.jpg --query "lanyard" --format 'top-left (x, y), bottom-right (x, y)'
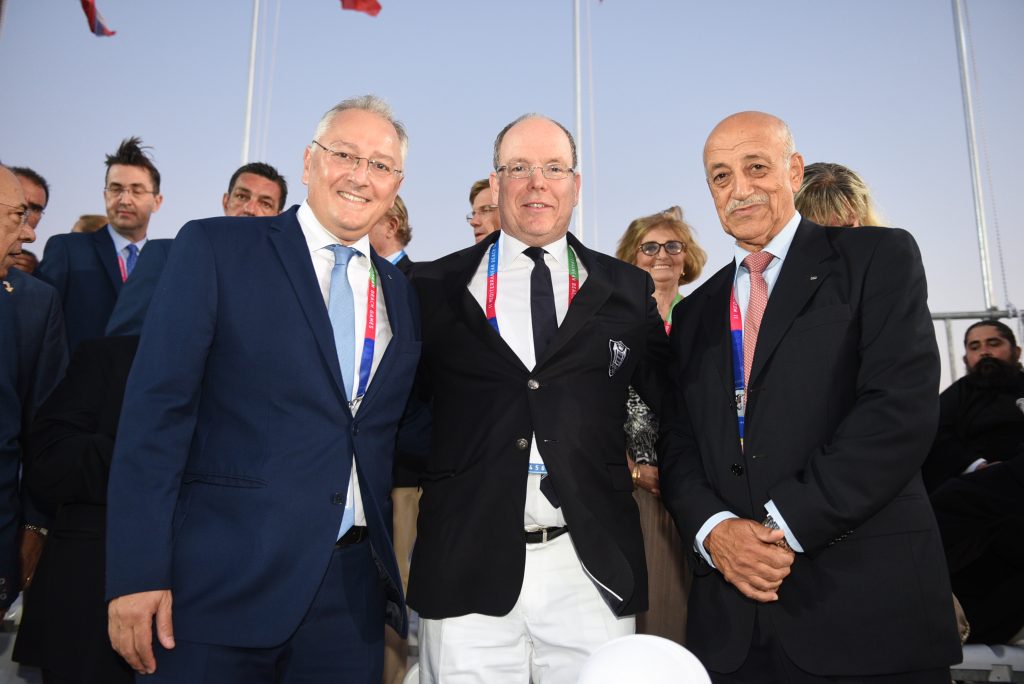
top-left (729, 287), bottom-right (746, 449)
top-left (663, 293), bottom-right (684, 335)
top-left (484, 240), bottom-right (580, 335)
top-left (352, 261), bottom-right (378, 407)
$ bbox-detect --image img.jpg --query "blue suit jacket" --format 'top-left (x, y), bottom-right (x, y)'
top-left (36, 229), bottom-right (172, 352)
top-left (0, 270), bottom-right (68, 608)
top-left (105, 207), bottom-right (421, 647)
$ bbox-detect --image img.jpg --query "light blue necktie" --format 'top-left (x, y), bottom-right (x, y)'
top-left (124, 243), bottom-right (139, 278)
top-left (327, 244), bottom-right (357, 538)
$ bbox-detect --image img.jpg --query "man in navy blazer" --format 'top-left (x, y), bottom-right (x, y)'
top-left (36, 137), bottom-right (171, 353)
top-left (106, 96), bottom-right (421, 683)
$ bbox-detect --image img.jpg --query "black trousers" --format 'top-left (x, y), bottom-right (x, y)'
top-left (710, 611), bottom-right (950, 684)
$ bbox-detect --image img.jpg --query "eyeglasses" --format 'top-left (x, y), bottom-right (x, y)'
top-left (0, 201), bottom-right (29, 227)
top-left (311, 140), bottom-right (402, 179)
top-left (465, 205), bottom-right (498, 223)
top-left (105, 184), bottom-right (157, 199)
top-left (638, 241), bottom-right (684, 257)
top-left (495, 163), bottom-right (575, 181)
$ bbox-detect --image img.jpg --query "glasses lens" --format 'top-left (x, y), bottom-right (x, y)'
top-left (664, 241), bottom-right (684, 255)
top-left (639, 243), bottom-right (660, 256)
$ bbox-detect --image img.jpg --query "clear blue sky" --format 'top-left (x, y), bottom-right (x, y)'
top-left (1, 0), bottom-right (1021, 385)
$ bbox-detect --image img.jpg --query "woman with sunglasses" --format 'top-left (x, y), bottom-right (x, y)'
top-left (614, 206), bottom-right (707, 644)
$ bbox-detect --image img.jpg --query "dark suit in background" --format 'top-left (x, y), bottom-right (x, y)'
top-left (35, 229), bottom-right (172, 352)
top-left (13, 336), bottom-right (138, 683)
top-left (0, 269), bottom-right (67, 614)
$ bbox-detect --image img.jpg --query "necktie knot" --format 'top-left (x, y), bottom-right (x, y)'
top-left (742, 250), bottom-right (773, 275)
top-left (524, 246), bottom-right (547, 264)
top-left (328, 244), bottom-right (356, 269)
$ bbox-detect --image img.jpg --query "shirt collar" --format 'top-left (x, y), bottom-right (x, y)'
top-left (732, 211), bottom-right (801, 270)
top-left (297, 200), bottom-right (372, 259)
top-left (106, 224), bottom-right (147, 253)
top-left (499, 230), bottom-right (570, 270)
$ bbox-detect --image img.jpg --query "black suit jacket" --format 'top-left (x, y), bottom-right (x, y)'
top-left (36, 229), bottom-right (172, 352)
top-left (659, 220), bottom-right (960, 676)
top-left (406, 230), bottom-right (668, 619)
top-left (13, 336), bottom-right (137, 682)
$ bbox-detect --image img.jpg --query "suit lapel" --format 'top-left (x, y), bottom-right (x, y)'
top-left (92, 228), bottom-right (123, 293)
top-left (267, 210), bottom-right (348, 405)
top-left (749, 220), bottom-right (833, 385)
top-left (445, 232), bottom-right (528, 373)
top-left (536, 233), bottom-right (611, 366)
top-left (698, 263), bottom-right (738, 403)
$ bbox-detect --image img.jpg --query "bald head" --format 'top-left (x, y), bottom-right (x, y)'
top-left (702, 111), bottom-right (804, 252)
top-left (0, 166), bottom-right (29, 278)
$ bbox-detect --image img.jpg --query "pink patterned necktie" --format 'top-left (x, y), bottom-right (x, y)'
top-left (742, 251), bottom-right (774, 386)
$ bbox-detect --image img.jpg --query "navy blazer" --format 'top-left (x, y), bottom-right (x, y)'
top-left (105, 207), bottom-right (421, 646)
top-left (0, 270), bottom-right (68, 608)
top-left (36, 229), bottom-right (172, 352)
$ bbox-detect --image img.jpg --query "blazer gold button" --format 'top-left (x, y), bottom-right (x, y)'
top-left (515, 438), bottom-right (529, 450)
top-left (331, 492), bottom-right (344, 505)
top-left (527, 379), bottom-right (540, 390)
top-left (730, 463), bottom-right (744, 476)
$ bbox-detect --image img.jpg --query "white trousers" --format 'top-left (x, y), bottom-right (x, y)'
top-left (419, 533), bottom-right (635, 684)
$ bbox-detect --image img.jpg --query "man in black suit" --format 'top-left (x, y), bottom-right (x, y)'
top-left (925, 319), bottom-right (1024, 644)
top-left (407, 114), bottom-right (668, 683)
top-left (36, 137), bottom-right (171, 352)
top-left (658, 111), bottom-right (961, 682)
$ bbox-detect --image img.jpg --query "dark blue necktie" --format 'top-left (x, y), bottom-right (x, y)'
top-left (524, 247), bottom-right (557, 362)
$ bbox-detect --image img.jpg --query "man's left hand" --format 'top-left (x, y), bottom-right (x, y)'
top-left (20, 527), bottom-right (46, 589)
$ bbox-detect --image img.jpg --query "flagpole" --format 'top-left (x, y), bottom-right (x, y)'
top-left (242, 0), bottom-right (261, 165)
top-left (573, 0), bottom-right (584, 241)
top-left (951, 0), bottom-right (995, 310)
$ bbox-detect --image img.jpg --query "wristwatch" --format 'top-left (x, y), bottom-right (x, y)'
top-left (762, 514), bottom-right (792, 551)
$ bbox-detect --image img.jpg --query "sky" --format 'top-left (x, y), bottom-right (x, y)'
top-left (1, 0), bottom-right (1021, 387)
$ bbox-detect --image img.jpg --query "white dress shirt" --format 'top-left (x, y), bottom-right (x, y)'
top-left (468, 230), bottom-right (589, 529)
top-left (695, 211), bottom-right (805, 565)
top-left (297, 201), bottom-right (393, 527)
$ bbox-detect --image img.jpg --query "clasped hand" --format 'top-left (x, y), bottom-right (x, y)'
top-left (705, 518), bottom-right (795, 602)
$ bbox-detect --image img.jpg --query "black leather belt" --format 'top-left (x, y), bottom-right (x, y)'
top-left (335, 526), bottom-right (368, 548)
top-left (524, 526), bottom-right (568, 544)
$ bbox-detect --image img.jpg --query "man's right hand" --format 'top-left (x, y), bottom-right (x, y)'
top-left (705, 518), bottom-right (795, 602)
top-left (108, 589), bottom-right (175, 674)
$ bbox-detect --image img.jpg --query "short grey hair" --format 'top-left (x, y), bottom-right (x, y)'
top-left (492, 114), bottom-right (577, 170)
top-left (311, 94), bottom-right (409, 163)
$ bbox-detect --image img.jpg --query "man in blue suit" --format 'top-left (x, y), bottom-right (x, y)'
top-left (36, 137), bottom-right (172, 353)
top-left (106, 95), bottom-right (421, 683)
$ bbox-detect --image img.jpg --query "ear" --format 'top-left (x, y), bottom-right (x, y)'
top-left (222, 193), bottom-right (230, 213)
top-left (152, 194), bottom-right (164, 212)
top-left (489, 172), bottom-right (500, 204)
top-left (387, 215), bottom-right (400, 237)
top-left (788, 152), bottom-right (805, 192)
top-left (302, 146), bottom-right (312, 185)
top-left (573, 170), bottom-right (582, 206)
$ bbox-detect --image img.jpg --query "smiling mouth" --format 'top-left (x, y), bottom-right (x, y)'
top-left (338, 191), bottom-right (369, 204)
